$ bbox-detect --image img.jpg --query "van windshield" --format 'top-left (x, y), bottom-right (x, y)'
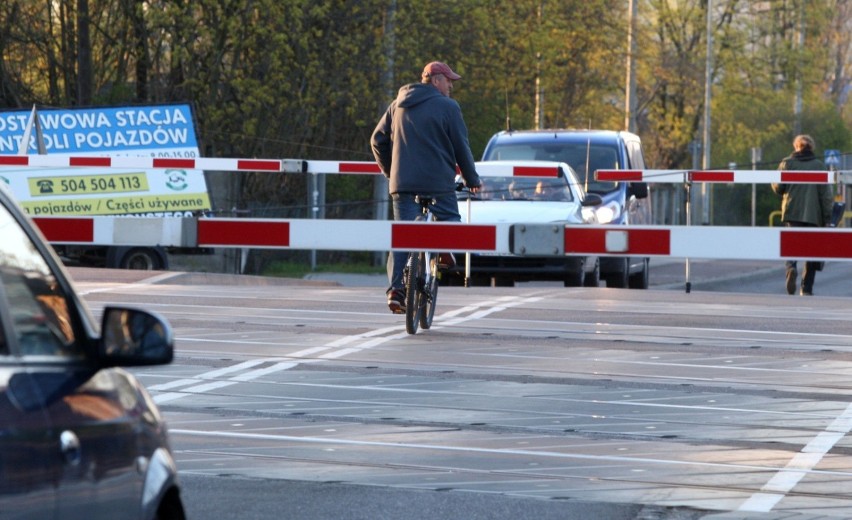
top-left (484, 143), bottom-right (620, 194)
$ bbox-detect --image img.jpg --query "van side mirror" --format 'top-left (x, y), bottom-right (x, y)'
top-left (629, 182), bottom-right (649, 199)
top-left (581, 193), bottom-right (603, 207)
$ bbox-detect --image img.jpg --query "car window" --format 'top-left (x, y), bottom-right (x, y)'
top-left (476, 177), bottom-right (511, 200)
top-left (487, 142), bottom-right (620, 194)
top-left (0, 204), bottom-right (77, 357)
top-left (627, 140), bottom-right (646, 169)
top-left (464, 177), bottom-right (573, 202)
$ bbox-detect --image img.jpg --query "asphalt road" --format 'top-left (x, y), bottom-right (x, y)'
top-left (304, 257), bottom-right (852, 297)
top-left (69, 261), bottom-right (852, 520)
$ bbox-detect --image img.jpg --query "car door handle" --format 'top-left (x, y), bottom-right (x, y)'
top-left (60, 430), bottom-right (81, 466)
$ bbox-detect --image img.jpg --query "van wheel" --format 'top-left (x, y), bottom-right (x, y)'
top-left (605, 258), bottom-right (629, 288)
top-left (629, 258), bottom-right (650, 289)
top-left (583, 258), bottom-right (600, 287)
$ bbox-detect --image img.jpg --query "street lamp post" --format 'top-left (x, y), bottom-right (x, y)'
top-left (702, 0), bottom-right (713, 226)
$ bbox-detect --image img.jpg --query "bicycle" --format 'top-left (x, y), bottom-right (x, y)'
top-left (403, 194), bottom-right (443, 335)
top-left (401, 184), bottom-right (472, 335)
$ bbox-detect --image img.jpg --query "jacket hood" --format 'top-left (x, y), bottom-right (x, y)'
top-left (396, 83), bottom-right (442, 109)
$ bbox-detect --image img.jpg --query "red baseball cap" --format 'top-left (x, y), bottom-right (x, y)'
top-left (422, 61), bottom-right (461, 81)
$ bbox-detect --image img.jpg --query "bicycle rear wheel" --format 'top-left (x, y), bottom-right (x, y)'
top-left (405, 251), bottom-right (424, 334)
top-left (420, 253), bottom-right (439, 329)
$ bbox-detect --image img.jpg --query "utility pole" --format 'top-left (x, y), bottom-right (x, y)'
top-left (793, 3), bottom-right (804, 135)
top-left (624, 0), bottom-right (637, 133)
top-left (701, 0), bottom-right (713, 225)
top-left (535, 52), bottom-right (543, 129)
top-left (535, 1), bottom-right (544, 129)
top-left (372, 0), bottom-right (396, 267)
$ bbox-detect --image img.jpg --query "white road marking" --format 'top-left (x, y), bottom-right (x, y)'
top-left (77, 272), bottom-right (183, 295)
top-left (737, 402), bottom-right (852, 512)
top-left (169, 427), bottom-right (852, 479)
top-left (151, 295), bottom-right (540, 404)
top-left (152, 358), bottom-right (296, 404)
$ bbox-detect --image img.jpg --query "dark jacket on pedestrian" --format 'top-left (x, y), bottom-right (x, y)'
top-left (772, 151), bottom-right (833, 226)
top-left (371, 82), bottom-right (479, 195)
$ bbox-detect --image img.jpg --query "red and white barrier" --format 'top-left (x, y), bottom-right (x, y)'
top-left (3, 152), bottom-right (849, 185)
top-left (0, 154), bottom-right (308, 173)
top-left (0, 156), bottom-right (568, 178)
top-left (11, 155), bottom-right (852, 264)
top-left (31, 216), bottom-right (852, 262)
top-left (595, 169), bottom-right (838, 184)
top-left (33, 216), bottom-right (508, 253)
top-left (559, 225), bottom-right (852, 260)
top-left (298, 160), bottom-right (565, 178)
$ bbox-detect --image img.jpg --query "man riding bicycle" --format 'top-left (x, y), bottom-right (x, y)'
top-left (371, 60), bottom-right (481, 314)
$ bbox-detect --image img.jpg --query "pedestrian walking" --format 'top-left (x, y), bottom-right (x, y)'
top-left (771, 134), bottom-right (834, 296)
top-left (371, 61), bottom-right (480, 313)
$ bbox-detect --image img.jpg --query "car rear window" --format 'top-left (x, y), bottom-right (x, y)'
top-left (463, 177), bottom-right (573, 202)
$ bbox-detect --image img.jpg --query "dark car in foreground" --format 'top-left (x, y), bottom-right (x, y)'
top-left (0, 184), bottom-right (184, 519)
top-left (482, 129), bottom-right (652, 288)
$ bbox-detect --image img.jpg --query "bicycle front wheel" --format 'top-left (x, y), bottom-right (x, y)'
top-left (405, 251), bottom-right (424, 334)
top-left (420, 253), bottom-right (439, 329)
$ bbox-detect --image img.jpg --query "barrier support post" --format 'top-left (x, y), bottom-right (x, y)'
top-left (684, 179), bottom-right (692, 294)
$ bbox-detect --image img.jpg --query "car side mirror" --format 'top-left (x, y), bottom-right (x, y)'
top-left (581, 193), bottom-right (603, 207)
top-left (100, 307), bottom-right (174, 367)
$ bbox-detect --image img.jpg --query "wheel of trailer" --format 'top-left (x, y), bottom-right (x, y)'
top-left (563, 260), bottom-right (585, 287)
top-left (468, 275), bottom-right (491, 287)
top-left (120, 248), bottom-right (164, 270)
top-left (494, 276), bottom-right (515, 287)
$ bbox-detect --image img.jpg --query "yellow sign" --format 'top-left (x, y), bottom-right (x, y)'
top-left (28, 172), bottom-right (149, 197)
top-left (22, 193), bottom-right (212, 217)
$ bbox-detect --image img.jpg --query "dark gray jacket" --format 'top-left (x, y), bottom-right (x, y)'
top-left (371, 83), bottom-right (479, 195)
top-left (772, 151), bottom-right (834, 226)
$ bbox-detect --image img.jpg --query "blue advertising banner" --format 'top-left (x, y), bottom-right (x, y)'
top-left (0, 104), bottom-right (199, 155)
top-left (0, 104), bottom-right (210, 216)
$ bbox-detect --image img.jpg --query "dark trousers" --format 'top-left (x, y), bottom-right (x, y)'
top-left (784, 221), bottom-right (818, 294)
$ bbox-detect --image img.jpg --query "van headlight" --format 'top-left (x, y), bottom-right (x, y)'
top-left (595, 201), bottom-right (622, 224)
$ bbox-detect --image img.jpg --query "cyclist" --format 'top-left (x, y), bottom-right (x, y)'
top-left (371, 61), bottom-right (481, 314)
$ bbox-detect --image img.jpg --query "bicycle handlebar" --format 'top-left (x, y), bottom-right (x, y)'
top-left (456, 181), bottom-right (481, 194)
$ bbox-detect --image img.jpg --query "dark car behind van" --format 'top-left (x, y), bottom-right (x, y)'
top-left (481, 129), bottom-right (652, 288)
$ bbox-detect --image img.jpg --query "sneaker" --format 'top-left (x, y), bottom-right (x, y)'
top-left (387, 289), bottom-right (406, 314)
top-left (438, 252), bottom-right (456, 269)
top-left (800, 288), bottom-right (813, 296)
